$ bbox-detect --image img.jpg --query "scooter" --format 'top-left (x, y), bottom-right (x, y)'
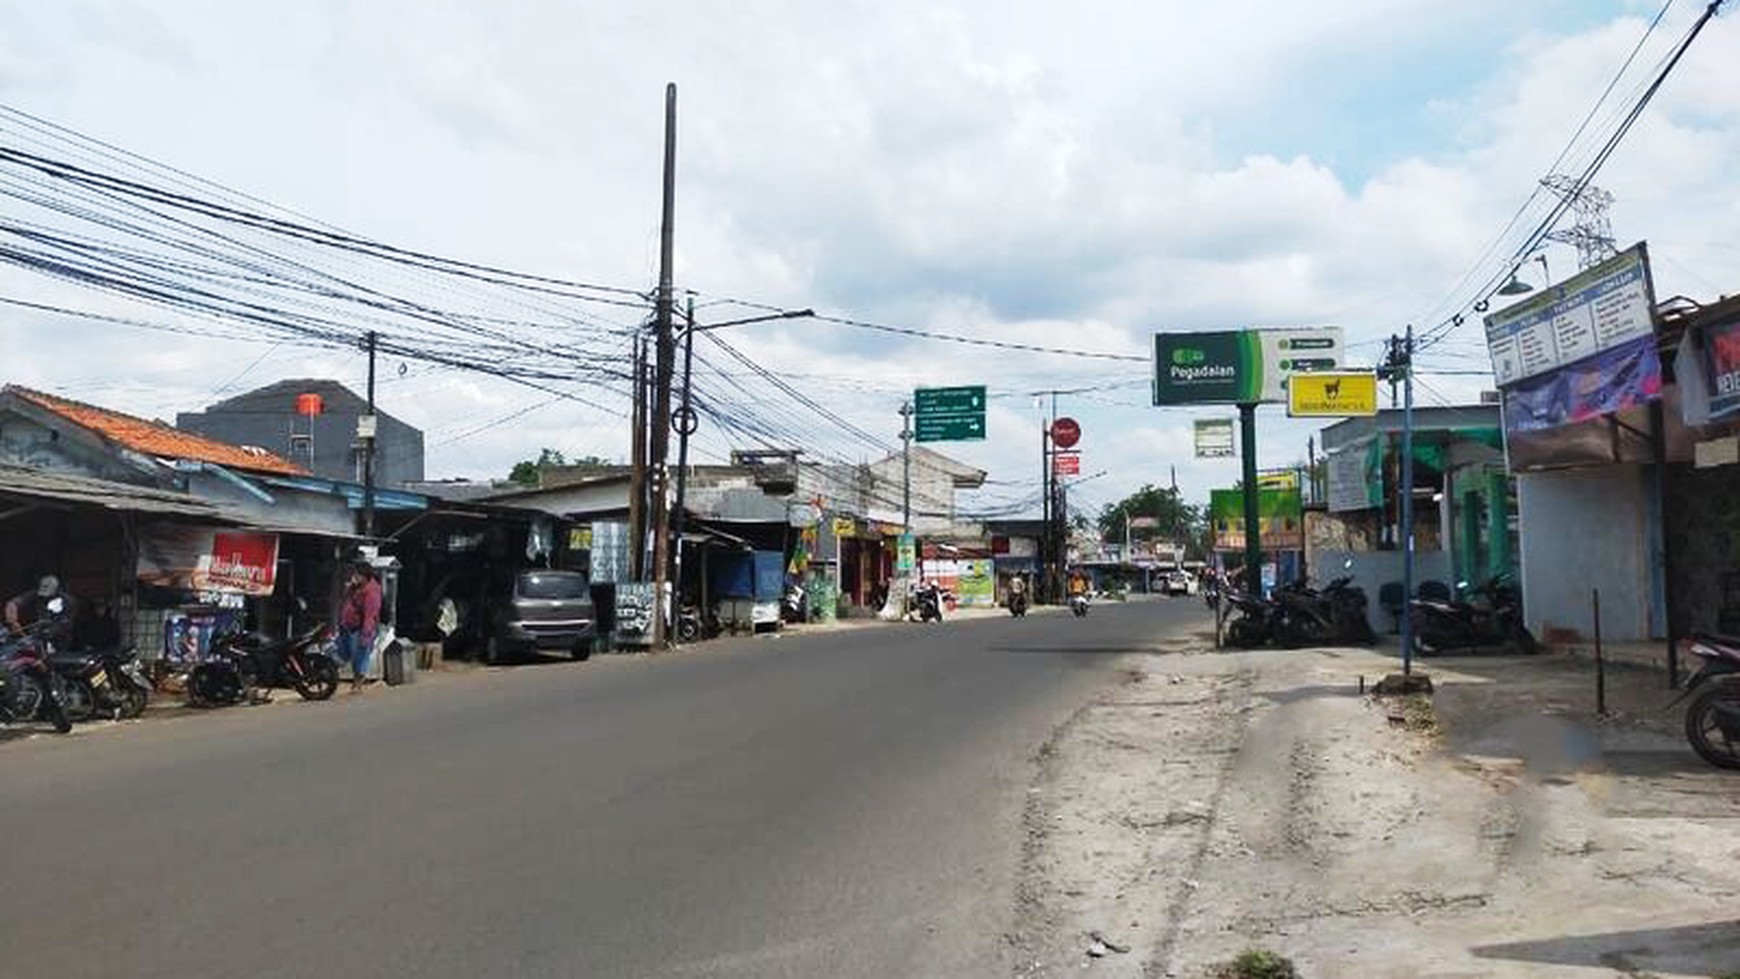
top-left (1069, 593), bottom-right (1090, 618)
top-left (189, 621), bottom-right (340, 707)
top-left (782, 583), bottom-right (807, 625)
top-left (913, 583), bottom-right (944, 623)
top-left (0, 599), bottom-right (74, 734)
top-left (1409, 573), bottom-right (1537, 656)
top-left (49, 643), bottom-right (150, 722)
top-left (1008, 590), bottom-right (1028, 618)
top-left (1271, 576), bottom-right (1375, 647)
top-left (1674, 633), bottom-right (1740, 770)
top-left (1222, 589), bottom-right (1276, 648)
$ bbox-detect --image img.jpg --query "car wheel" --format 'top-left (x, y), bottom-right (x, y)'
top-left (570, 640), bottom-right (592, 662)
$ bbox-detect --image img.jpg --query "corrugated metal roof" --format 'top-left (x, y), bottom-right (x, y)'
top-left (0, 465), bottom-right (238, 520)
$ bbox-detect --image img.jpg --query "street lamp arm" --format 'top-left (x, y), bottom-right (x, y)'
top-left (687, 308), bottom-right (815, 333)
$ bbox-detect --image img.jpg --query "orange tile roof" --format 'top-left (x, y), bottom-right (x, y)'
top-left (7, 386), bottom-right (308, 476)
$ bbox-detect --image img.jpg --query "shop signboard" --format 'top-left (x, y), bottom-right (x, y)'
top-left (1153, 328), bottom-right (1344, 405)
top-left (1257, 471), bottom-right (1299, 491)
top-left (1484, 243), bottom-right (1664, 434)
top-left (1052, 450), bottom-right (1081, 476)
top-left (1193, 418), bottom-right (1236, 458)
top-left (1209, 489), bottom-right (1303, 550)
top-left (1287, 371), bottom-right (1378, 417)
top-left (136, 525), bottom-right (279, 597)
top-left (1704, 316), bottom-right (1740, 421)
top-left (1484, 244), bottom-right (1656, 387)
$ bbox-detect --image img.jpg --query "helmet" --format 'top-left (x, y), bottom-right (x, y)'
top-left (35, 575), bottom-right (60, 598)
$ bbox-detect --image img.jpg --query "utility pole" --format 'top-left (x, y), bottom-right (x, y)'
top-left (1397, 326), bottom-right (1417, 676)
top-left (649, 82), bottom-right (678, 648)
top-left (361, 330), bottom-right (377, 539)
top-left (900, 401), bottom-right (914, 531)
top-left (670, 294), bottom-right (697, 631)
top-left (628, 333), bottom-right (647, 580)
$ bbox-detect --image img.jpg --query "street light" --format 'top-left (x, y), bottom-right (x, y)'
top-left (668, 302), bottom-right (815, 638)
top-left (1495, 253), bottom-right (1553, 297)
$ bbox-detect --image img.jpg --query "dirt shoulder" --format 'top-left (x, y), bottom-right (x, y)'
top-left (1012, 638), bottom-right (1740, 978)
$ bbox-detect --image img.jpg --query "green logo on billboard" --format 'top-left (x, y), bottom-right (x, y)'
top-left (1172, 347), bottom-right (1206, 366)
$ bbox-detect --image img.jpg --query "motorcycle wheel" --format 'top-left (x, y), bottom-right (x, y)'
top-left (1226, 617), bottom-right (1267, 649)
top-left (189, 664), bottom-right (242, 707)
top-left (61, 678), bottom-right (97, 723)
top-left (117, 681), bottom-right (149, 720)
top-left (1685, 684), bottom-right (1740, 770)
top-left (294, 657), bottom-right (339, 702)
top-left (46, 697), bottom-right (72, 734)
top-left (676, 616), bottom-right (701, 643)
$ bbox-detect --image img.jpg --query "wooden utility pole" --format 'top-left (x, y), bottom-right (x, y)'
top-left (649, 83), bottom-right (679, 648)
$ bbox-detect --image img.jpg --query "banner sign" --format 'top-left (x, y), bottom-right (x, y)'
top-left (1193, 418), bottom-right (1236, 458)
top-left (1154, 328), bottom-right (1343, 405)
top-left (1287, 371), bottom-right (1378, 417)
top-left (1209, 489), bottom-right (1303, 551)
top-left (1052, 451), bottom-right (1081, 476)
top-left (1257, 471), bottom-right (1298, 491)
top-left (1485, 244), bottom-right (1656, 387)
top-left (1501, 333), bottom-right (1663, 433)
top-left (1327, 439), bottom-right (1383, 512)
top-left (137, 525), bottom-right (280, 596)
top-left (1704, 316), bottom-right (1740, 422)
top-left (896, 533), bottom-right (916, 573)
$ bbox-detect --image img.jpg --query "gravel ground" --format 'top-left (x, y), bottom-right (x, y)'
top-left (1013, 637), bottom-right (1740, 978)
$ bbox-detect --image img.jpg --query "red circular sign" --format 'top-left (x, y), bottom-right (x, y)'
top-left (1051, 417), bottom-right (1081, 449)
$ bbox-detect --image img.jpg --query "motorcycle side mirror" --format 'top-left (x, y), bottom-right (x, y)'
top-left (1343, 558), bottom-right (1354, 570)
top-left (295, 597), bottom-right (309, 613)
top-left (45, 596), bottom-right (65, 615)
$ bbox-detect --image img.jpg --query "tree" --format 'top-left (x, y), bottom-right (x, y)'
top-left (1097, 484), bottom-right (1203, 553)
top-left (507, 448), bottom-right (608, 487)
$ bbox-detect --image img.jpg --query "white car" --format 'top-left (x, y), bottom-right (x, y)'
top-left (1162, 571), bottom-right (1198, 596)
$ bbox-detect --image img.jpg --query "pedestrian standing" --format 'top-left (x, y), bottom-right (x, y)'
top-left (338, 562), bottom-right (382, 692)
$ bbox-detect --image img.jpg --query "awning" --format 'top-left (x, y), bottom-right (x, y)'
top-left (0, 465), bottom-right (239, 521)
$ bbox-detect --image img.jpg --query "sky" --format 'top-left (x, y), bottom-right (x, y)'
top-left (1, 0), bottom-right (1738, 522)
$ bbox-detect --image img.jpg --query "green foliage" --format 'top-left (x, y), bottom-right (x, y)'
top-left (1096, 483), bottom-right (1203, 552)
top-left (508, 448), bottom-right (606, 486)
top-left (1214, 949), bottom-right (1299, 979)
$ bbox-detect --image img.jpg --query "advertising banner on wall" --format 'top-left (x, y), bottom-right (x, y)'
top-left (1153, 328), bottom-right (1344, 405)
top-left (1501, 333), bottom-right (1663, 433)
top-left (1326, 439), bottom-right (1383, 512)
top-left (1703, 316), bottom-right (1740, 422)
top-left (1209, 489), bottom-right (1303, 551)
top-left (136, 525), bottom-right (280, 596)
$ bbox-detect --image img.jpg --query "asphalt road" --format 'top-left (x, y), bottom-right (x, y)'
top-left (1, 598), bottom-right (1207, 979)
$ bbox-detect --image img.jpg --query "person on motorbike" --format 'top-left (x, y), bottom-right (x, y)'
top-left (5, 575), bottom-right (76, 641)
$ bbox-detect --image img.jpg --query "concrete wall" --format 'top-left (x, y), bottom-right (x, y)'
top-left (1517, 465), bottom-right (1656, 642)
top-left (1312, 548), bottom-right (1456, 635)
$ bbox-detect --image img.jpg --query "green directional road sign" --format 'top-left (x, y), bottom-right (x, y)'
top-left (914, 385), bottom-right (987, 442)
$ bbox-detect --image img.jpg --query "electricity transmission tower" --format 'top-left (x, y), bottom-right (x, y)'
top-left (1541, 174), bottom-right (1618, 270)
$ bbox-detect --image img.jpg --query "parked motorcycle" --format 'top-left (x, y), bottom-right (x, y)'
top-left (0, 599), bottom-right (74, 733)
top-left (1271, 576), bottom-right (1375, 647)
top-left (1008, 590), bottom-right (1028, 618)
top-left (675, 600), bottom-right (718, 644)
top-left (1674, 633), bottom-right (1740, 769)
top-left (49, 643), bottom-right (150, 722)
top-left (1222, 589), bottom-right (1276, 649)
top-left (188, 621), bottom-right (340, 707)
top-left (1409, 573), bottom-right (1537, 656)
top-left (782, 583), bottom-right (807, 625)
top-left (912, 582), bottom-right (944, 623)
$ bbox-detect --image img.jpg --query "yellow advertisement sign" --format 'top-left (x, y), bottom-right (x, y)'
top-left (1287, 371), bottom-right (1379, 417)
top-left (1257, 471), bottom-right (1298, 491)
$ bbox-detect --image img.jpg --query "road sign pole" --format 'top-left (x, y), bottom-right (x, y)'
top-left (1239, 402), bottom-right (1262, 597)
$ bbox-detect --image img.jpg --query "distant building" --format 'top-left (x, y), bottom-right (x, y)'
top-left (177, 379), bottom-right (424, 488)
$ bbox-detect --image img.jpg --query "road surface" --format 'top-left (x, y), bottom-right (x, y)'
top-left (1, 598), bottom-right (1206, 978)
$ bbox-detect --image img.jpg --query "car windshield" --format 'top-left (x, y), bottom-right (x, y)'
top-left (516, 573), bottom-right (587, 600)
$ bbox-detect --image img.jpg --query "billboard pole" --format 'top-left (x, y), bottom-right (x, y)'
top-left (1239, 402), bottom-right (1262, 597)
